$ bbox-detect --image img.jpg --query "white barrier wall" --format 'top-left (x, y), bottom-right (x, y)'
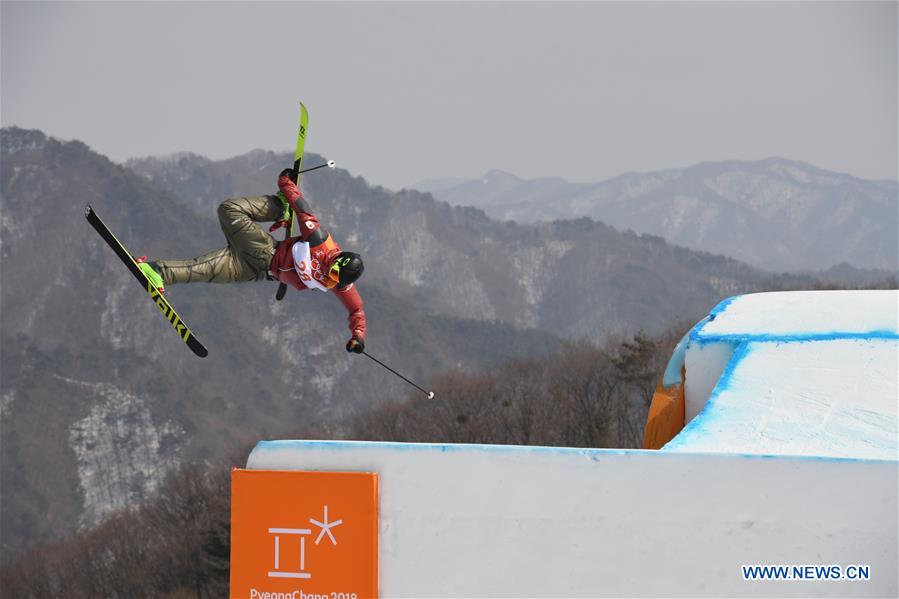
top-left (247, 441), bottom-right (898, 598)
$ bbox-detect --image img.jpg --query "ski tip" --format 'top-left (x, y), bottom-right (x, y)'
top-left (84, 204), bottom-right (93, 218)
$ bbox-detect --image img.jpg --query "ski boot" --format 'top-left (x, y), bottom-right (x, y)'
top-left (135, 256), bottom-right (165, 294)
top-left (268, 191), bottom-right (292, 233)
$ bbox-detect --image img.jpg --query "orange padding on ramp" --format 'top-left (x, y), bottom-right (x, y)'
top-left (642, 367), bottom-right (686, 449)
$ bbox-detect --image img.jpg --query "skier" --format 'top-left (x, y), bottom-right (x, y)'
top-left (136, 168), bottom-right (367, 354)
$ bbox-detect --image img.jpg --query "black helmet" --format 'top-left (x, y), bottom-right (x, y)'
top-left (328, 252), bottom-right (364, 289)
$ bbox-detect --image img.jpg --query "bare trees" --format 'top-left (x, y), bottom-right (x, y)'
top-left (351, 331), bottom-right (681, 450)
top-left (1, 464), bottom-right (230, 598)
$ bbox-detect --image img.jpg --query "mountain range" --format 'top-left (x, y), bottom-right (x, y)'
top-left (415, 159), bottom-right (898, 273)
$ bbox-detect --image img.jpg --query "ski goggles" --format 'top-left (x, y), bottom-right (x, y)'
top-left (328, 261), bottom-right (343, 286)
top-left (328, 255), bottom-right (354, 288)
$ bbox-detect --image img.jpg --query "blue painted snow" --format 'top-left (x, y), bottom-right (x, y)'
top-left (252, 438), bottom-right (644, 459)
top-left (249, 439), bottom-right (893, 466)
top-left (692, 330), bottom-right (899, 345)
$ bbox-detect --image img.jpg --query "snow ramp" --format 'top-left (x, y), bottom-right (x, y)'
top-left (231, 291), bottom-right (898, 598)
top-left (646, 290), bottom-right (897, 459)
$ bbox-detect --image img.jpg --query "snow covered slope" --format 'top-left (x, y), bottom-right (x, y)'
top-left (665, 290), bottom-right (898, 459)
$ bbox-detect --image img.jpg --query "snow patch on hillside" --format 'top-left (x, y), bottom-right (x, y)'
top-left (0, 390), bottom-right (15, 419)
top-left (391, 212), bottom-right (443, 287)
top-left (62, 377), bottom-right (183, 528)
top-left (510, 240), bottom-right (573, 326)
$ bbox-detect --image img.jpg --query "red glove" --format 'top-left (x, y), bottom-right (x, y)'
top-left (278, 170), bottom-right (302, 203)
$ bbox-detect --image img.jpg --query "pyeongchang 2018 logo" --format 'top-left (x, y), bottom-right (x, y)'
top-left (267, 505), bottom-right (343, 580)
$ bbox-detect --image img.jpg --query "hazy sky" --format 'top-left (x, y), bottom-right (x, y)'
top-left (2, 2), bottom-right (896, 189)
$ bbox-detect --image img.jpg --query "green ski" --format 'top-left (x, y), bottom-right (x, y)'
top-left (276, 102), bottom-right (309, 301)
top-left (85, 205), bottom-right (208, 358)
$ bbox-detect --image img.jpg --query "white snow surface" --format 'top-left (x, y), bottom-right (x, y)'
top-left (667, 290), bottom-right (899, 459)
top-left (666, 338), bottom-right (898, 459)
top-left (695, 290), bottom-right (898, 339)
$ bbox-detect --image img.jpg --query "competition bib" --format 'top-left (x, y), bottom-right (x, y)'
top-left (291, 241), bottom-right (329, 292)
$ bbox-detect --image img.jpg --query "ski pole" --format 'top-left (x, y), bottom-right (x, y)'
top-left (362, 351), bottom-right (435, 399)
top-left (298, 160), bottom-right (336, 175)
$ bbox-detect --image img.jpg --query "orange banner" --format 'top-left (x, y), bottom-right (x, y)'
top-left (231, 469), bottom-right (378, 599)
